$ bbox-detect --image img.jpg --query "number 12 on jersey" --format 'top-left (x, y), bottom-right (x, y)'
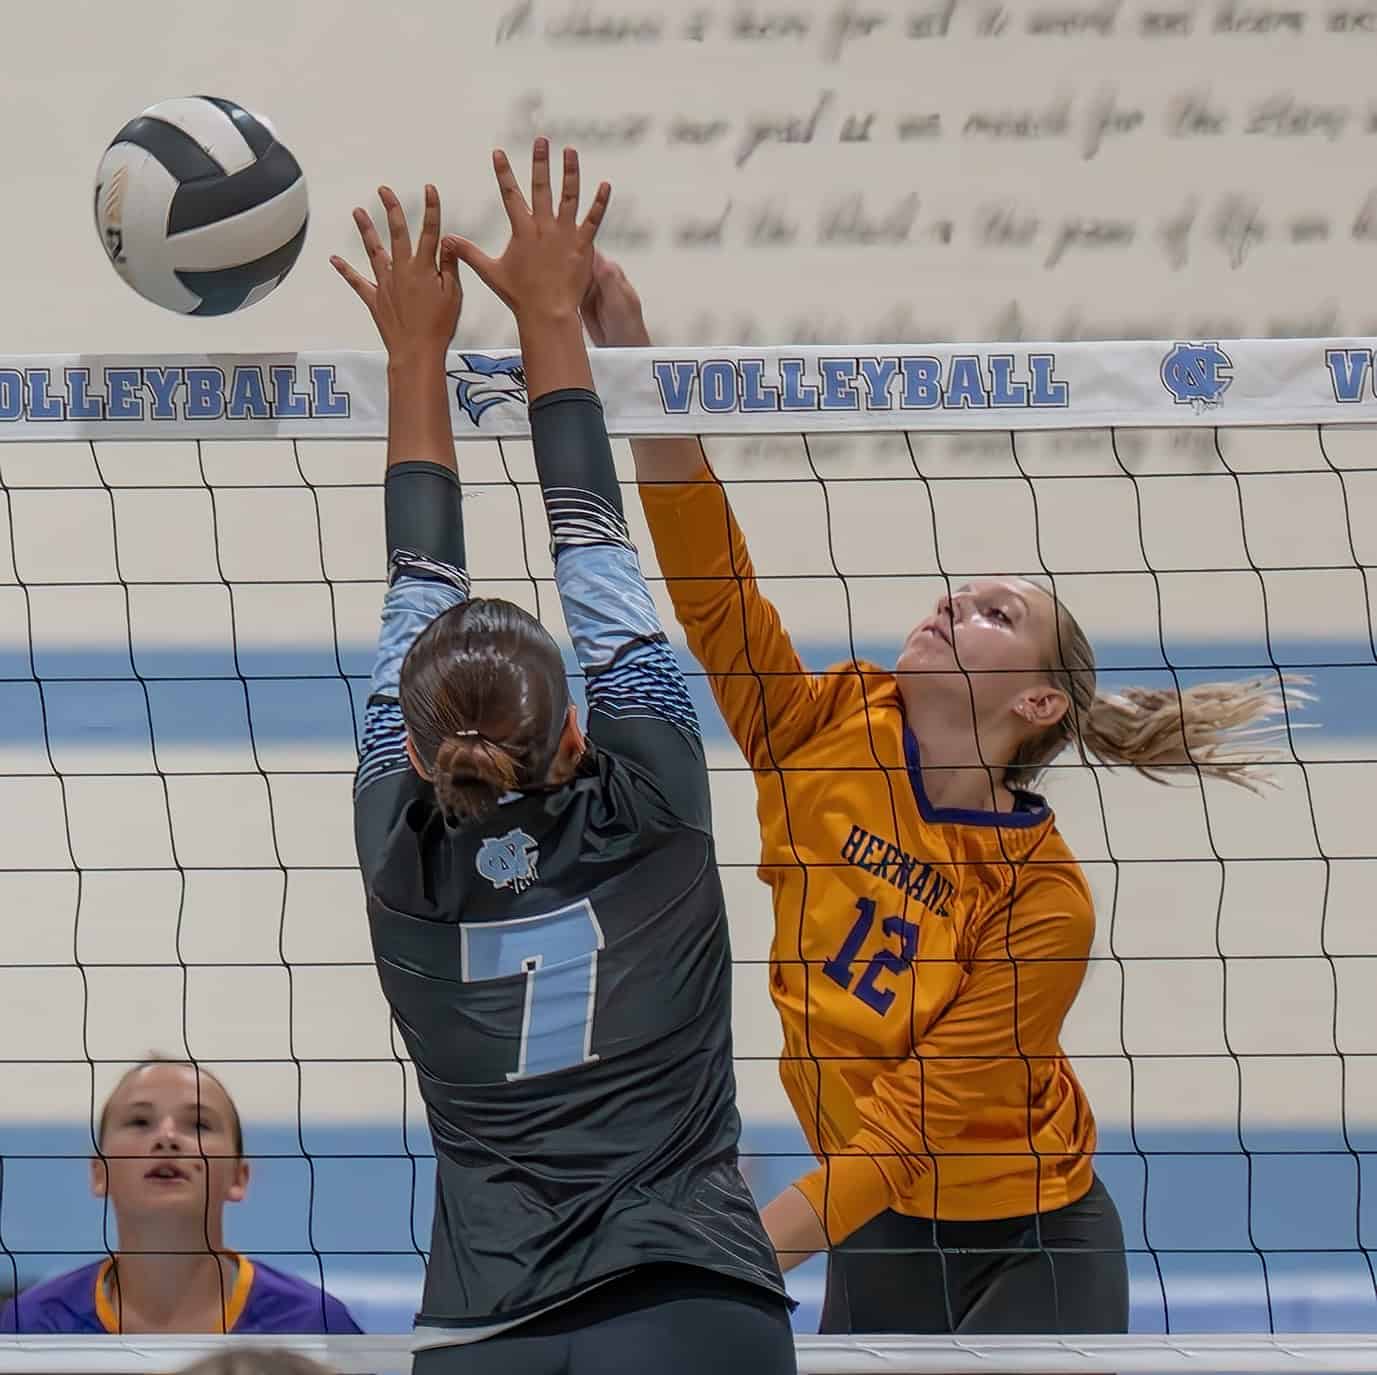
top-left (461, 899), bottom-right (605, 1080)
top-left (822, 897), bottom-right (919, 1016)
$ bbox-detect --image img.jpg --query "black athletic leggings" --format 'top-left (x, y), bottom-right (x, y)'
top-left (413, 1265), bottom-right (797, 1375)
top-left (821, 1173), bottom-right (1129, 1334)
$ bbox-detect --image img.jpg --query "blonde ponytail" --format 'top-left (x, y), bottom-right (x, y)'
top-left (1078, 679), bottom-right (1304, 792)
top-left (1006, 593), bottom-right (1309, 793)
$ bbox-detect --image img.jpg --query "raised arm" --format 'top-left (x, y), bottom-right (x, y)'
top-left (449, 144), bottom-right (705, 825)
top-left (332, 186), bottom-right (471, 882)
top-left (582, 256), bottom-right (830, 773)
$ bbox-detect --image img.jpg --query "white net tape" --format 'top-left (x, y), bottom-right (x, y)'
top-left (0, 1334), bottom-right (1376, 1373)
top-left (0, 339), bottom-right (1373, 440)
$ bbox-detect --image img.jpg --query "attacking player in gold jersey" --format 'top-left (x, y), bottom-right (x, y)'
top-left (582, 257), bottom-right (1296, 1334)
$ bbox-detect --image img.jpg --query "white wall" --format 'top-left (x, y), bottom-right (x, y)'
top-left (4, 0), bottom-right (1377, 352)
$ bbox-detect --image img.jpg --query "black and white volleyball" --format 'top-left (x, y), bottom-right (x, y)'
top-left (94, 97), bottom-right (308, 315)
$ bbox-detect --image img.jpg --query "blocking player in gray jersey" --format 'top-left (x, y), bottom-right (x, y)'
top-left (335, 142), bottom-right (793, 1375)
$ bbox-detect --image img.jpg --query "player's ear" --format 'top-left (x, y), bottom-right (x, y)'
top-left (405, 730), bottom-right (432, 780)
top-left (551, 705), bottom-right (586, 781)
top-left (89, 1155), bottom-right (108, 1199)
top-left (226, 1158), bottom-right (250, 1205)
top-left (1017, 685), bottom-right (1069, 729)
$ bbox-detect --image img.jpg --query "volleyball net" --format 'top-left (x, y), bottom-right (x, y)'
top-left (0, 339), bottom-right (1373, 1369)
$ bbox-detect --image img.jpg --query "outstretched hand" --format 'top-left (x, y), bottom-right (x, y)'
top-left (445, 140), bottom-right (610, 323)
top-left (332, 184), bottom-right (462, 358)
top-left (581, 252), bottom-right (651, 349)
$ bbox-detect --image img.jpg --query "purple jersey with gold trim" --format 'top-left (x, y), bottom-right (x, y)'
top-left (0, 1254), bottom-right (360, 1334)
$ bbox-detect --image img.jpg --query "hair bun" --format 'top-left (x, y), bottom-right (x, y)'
top-left (431, 732), bottom-right (520, 827)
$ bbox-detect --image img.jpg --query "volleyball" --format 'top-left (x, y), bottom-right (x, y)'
top-left (93, 96), bottom-right (308, 316)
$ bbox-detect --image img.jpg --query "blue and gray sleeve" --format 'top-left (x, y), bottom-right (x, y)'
top-left (354, 462), bottom-right (470, 808)
top-left (530, 389), bottom-right (707, 824)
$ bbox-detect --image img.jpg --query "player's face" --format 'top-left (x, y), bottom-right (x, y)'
top-left (898, 577), bottom-right (1064, 721)
top-left (91, 1065), bottom-right (248, 1220)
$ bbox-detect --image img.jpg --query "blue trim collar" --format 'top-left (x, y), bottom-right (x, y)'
top-left (902, 727), bottom-right (1050, 829)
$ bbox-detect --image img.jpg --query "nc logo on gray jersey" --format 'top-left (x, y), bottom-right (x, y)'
top-left (476, 829), bottom-right (540, 894)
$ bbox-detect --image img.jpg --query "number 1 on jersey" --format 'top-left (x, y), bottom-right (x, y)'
top-left (461, 899), bottom-right (605, 1080)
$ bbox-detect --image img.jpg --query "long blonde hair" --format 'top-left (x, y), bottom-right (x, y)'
top-left (1006, 592), bottom-right (1306, 794)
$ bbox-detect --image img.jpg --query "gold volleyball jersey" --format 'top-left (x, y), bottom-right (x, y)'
top-left (640, 468), bottom-right (1097, 1241)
